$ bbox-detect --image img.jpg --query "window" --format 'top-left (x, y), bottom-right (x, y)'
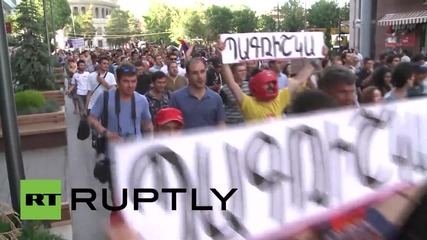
top-left (73, 7), bottom-right (78, 15)
top-left (81, 7), bottom-right (86, 14)
top-left (98, 40), bottom-right (103, 48)
top-left (106, 9), bottom-right (109, 16)
top-left (102, 8), bottom-right (105, 18)
top-left (95, 7), bottom-right (99, 18)
top-left (96, 27), bottom-right (102, 35)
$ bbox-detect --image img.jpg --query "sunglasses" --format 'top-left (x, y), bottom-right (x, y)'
top-left (170, 58), bottom-right (177, 60)
top-left (120, 65), bottom-right (136, 73)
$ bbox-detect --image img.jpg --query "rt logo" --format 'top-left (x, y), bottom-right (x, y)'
top-left (20, 180), bottom-right (61, 220)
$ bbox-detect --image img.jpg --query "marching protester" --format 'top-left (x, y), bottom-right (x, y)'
top-left (66, 59), bottom-right (90, 117)
top-left (52, 29), bottom-right (427, 240)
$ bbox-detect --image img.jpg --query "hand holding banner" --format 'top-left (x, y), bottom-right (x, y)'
top-left (219, 32), bottom-right (325, 64)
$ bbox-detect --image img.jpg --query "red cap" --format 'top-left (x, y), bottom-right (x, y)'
top-left (154, 108), bottom-right (184, 126)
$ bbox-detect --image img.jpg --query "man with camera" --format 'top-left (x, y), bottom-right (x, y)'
top-left (87, 62), bottom-right (154, 190)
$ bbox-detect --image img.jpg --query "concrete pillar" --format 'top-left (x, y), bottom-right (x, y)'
top-left (360, 0), bottom-right (372, 57)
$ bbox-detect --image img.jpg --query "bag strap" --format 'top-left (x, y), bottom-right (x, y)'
top-left (101, 90), bottom-right (109, 128)
top-left (92, 72), bottom-right (108, 93)
top-left (114, 90), bottom-right (137, 135)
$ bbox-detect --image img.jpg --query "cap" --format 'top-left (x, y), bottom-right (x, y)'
top-left (154, 108), bottom-right (184, 126)
top-left (414, 63), bottom-right (427, 74)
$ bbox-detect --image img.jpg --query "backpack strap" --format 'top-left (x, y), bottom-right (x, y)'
top-left (101, 90), bottom-right (109, 128)
top-left (114, 90), bottom-right (137, 136)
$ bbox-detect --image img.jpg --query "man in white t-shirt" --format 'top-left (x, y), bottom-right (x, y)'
top-left (67, 59), bottom-right (90, 116)
top-left (85, 56), bottom-right (117, 116)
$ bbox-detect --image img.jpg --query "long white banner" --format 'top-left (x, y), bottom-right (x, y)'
top-left (220, 32), bottom-right (324, 64)
top-left (113, 99), bottom-right (427, 240)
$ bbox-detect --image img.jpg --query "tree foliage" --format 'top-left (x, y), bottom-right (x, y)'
top-left (281, 0), bottom-right (305, 32)
top-left (340, 2), bottom-right (350, 21)
top-left (307, 0), bottom-right (340, 28)
top-left (73, 5), bottom-right (96, 40)
top-left (35, 0), bottom-right (71, 31)
top-left (257, 14), bottom-right (276, 32)
top-left (232, 7), bottom-right (258, 33)
top-left (105, 9), bottom-right (140, 47)
top-left (11, 0), bottom-right (54, 91)
top-left (204, 6), bottom-right (234, 40)
top-left (136, 0), bottom-right (348, 45)
top-left (142, 1), bottom-right (176, 42)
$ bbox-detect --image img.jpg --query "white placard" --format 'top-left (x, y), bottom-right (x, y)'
top-left (71, 38), bottom-right (85, 48)
top-left (113, 98), bottom-right (427, 240)
top-left (220, 32), bottom-right (325, 64)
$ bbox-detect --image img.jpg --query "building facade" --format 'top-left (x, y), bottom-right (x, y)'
top-left (67, 0), bottom-right (118, 48)
top-left (2, 0), bottom-right (16, 15)
top-left (375, 0), bottom-right (427, 58)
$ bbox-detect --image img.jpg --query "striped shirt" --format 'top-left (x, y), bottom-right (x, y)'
top-left (219, 82), bottom-right (250, 125)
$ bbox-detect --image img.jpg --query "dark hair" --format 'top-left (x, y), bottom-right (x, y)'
top-left (167, 52), bottom-right (177, 59)
top-left (134, 60), bottom-right (143, 67)
top-left (151, 71), bottom-right (166, 83)
top-left (391, 62), bottom-right (415, 88)
top-left (379, 52), bottom-right (389, 60)
top-left (98, 56), bottom-right (109, 64)
top-left (251, 68), bottom-right (263, 77)
top-left (77, 59), bottom-right (85, 65)
top-left (167, 61), bottom-right (178, 70)
top-left (131, 51), bottom-right (138, 57)
top-left (290, 90), bottom-right (337, 114)
top-left (385, 54), bottom-right (399, 64)
top-left (185, 57), bottom-right (206, 73)
top-left (371, 66), bottom-right (392, 95)
top-left (317, 65), bottom-right (357, 90)
top-left (116, 62), bottom-right (137, 81)
top-left (412, 53), bottom-right (426, 63)
top-left (230, 63), bottom-right (246, 73)
top-left (363, 57), bottom-right (372, 64)
top-left (360, 86), bottom-right (379, 104)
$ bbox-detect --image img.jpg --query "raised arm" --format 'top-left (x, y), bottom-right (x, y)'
top-left (216, 40), bottom-right (244, 107)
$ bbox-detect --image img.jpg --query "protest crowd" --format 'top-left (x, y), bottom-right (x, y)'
top-left (58, 35), bottom-right (427, 240)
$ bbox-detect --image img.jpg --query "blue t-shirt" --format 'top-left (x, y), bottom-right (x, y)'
top-left (90, 89), bottom-right (151, 137)
top-left (169, 86), bottom-right (226, 129)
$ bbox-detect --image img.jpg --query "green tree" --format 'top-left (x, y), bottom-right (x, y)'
top-left (142, 0), bottom-right (176, 42)
top-left (205, 5), bottom-right (234, 40)
top-left (340, 2), bottom-right (350, 21)
top-left (35, 0), bottom-right (71, 31)
top-left (11, 0), bottom-right (54, 91)
top-left (105, 9), bottom-right (139, 47)
top-left (169, 8), bottom-right (207, 41)
top-left (307, 0), bottom-right (340, 28)
top-left (232, 7), bottom-right (258, 33)
top-left (73, 5), bottom-right (96, 40)
top-left (280, 0), bottom-right (305, 32)
top-left (257, 14), bottom-right (276, 32)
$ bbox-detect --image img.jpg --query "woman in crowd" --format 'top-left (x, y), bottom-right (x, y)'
top-left (371, 66), bottom-right (393, 96)
top-left (360, 86), bottom-right (383, 104)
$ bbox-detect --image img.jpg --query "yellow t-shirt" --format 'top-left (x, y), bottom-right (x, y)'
top-left (240, 89), bottom-right (291, 121)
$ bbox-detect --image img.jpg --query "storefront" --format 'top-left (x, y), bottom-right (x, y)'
top-left (377, 9), bottom-right (427, 56)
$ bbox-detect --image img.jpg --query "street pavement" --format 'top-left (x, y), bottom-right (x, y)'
top-left (64, 95), bottom-right (111, 240)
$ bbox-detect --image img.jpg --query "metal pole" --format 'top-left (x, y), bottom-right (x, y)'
top-left (304, 0), bottom-right (307, 30)
top-left (42, 0), bottom-right (51, 56)
top-left (276, 0), bottom-right (280, 31)
top-left (360, 0), bottom-right (372, 58)
top-left (49, 0), bottom-right (56, 53)
top-left (0, 0), bottom-right (26, 212)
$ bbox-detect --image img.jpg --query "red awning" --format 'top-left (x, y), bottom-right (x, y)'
top-left (378, 10), bottom-right (427, 26)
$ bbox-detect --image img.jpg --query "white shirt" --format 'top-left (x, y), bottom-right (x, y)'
top-left (87, 71), bottom-right (117, 109)
top-left (160, 65), bottom-right (186, 77)
top-left (71, 71), bottom-right (90, 95)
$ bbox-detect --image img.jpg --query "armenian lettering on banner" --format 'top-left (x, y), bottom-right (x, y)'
top-left (219, 32), bottom-right (324, 64)
top-left (112, 98), bottom-right (427, 240)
